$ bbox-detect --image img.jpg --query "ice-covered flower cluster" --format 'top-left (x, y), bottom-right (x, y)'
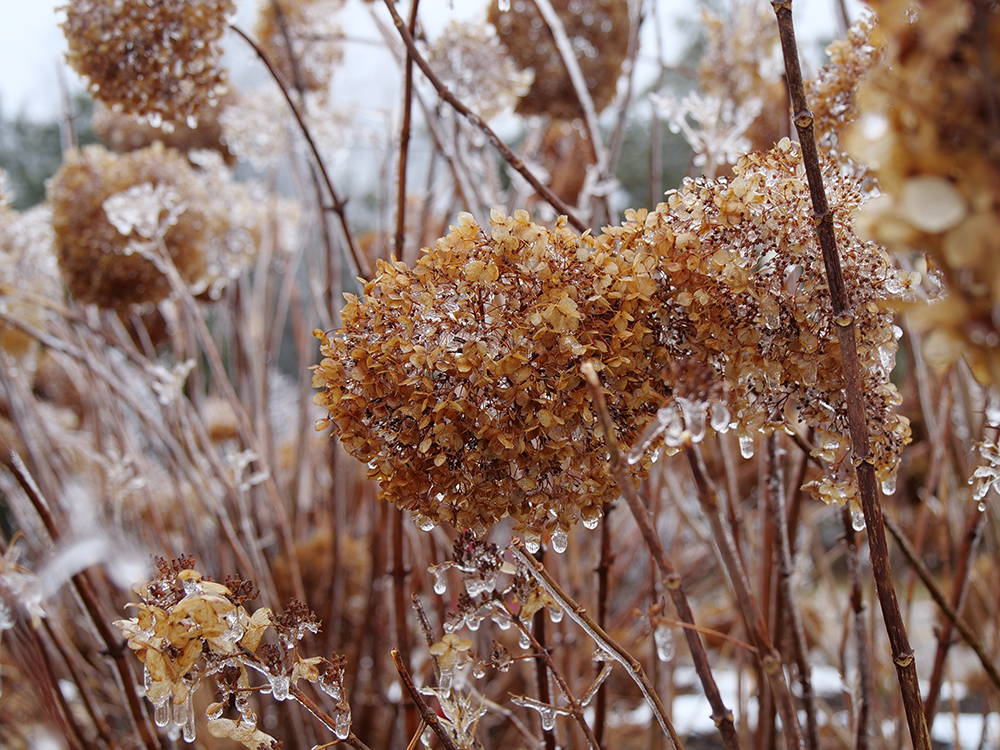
top-left (113, 556), bottom-right (352, 747)
top-left (61, 0), bottom-right (235, 126)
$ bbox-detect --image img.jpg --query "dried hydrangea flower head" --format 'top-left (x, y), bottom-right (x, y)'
top-left (314, 210), bottom-right (675, 537)
top-left (426, 20), bottom-right (533, 121)
top-left (488, 0), bottom-right (630, 120)
top-left (631, 138), bottom-right (910, 505)
top-left (848, 0), bottom-right (1000, 385)
top-left (254, 0), bottom-right (345, 93)
top-left (805, 9), bottom-right (880, 154)
top-left (61, 0), bottom-right (235, 126)
top-left (0, 195), bottom-right (61, 362)
top-left (49, 143), bottom-right (212, 309)
top-left (92, 101), bottom-right (233, 163)
top-left (114, 557), bottom-right (352, 746)
top-left (696, 0), bottom-right (785, 153)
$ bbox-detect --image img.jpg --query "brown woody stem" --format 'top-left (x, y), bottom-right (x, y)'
top-left (770, 3), bottom-right (931, 747)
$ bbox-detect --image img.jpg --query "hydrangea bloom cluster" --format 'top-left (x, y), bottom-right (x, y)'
top-left (426, 20), bottom-right (534, 121)
top-left (315, 141), bottom-right (911, 531)
top-left (805, 10), bottom-right (880, 154)
top-left (313, 211), bottom-right (676, 537)
top-left (61, 0), bottom-right (235, 126)
top-left (847, 0), bottom-right (1000, 385)
top-left (49, 144), bottom-right (212, 309)
top-left (92, 102), bottom-right (233, 162)
top-left (254, 0), bottom-right (344, 93)
top-left (630, 139), bottom-right (911, 505)
top-left (488, 0), bottom-right (630, 120)
top-left (696, 0), bottom-right (785, 153)
top-left (113, 557), bottom-right (351, 747)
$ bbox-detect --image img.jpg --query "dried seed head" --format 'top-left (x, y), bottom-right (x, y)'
top-left (488, 0), bottom-right (630, 120)
top-left (61, 0), bottom-right (235, 125)
top-left (254, 0), bottom-right (344, 93)
top-left (48, 144), bottom-right (211, 309)
top-left (92, 101), bottom-right (233, 162)
top-left (847, 0), bottom-right (1000, 385)
top-left (313, 210), bottom-right (675, 536)
top-left (427, 20), bottom-right (533, 121)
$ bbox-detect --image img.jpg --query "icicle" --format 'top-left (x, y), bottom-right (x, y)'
top-left (518, 628), bottom-right (532, 650)
top-left (653, 624), bottom-right (675, 662)
top-left (551, 529), bottom-right (568, 554)
top-left (334, 706), bottom-right (352, 740)
top-left (540, 706), bottom-right (556, 731)
top-left (710, 401), bottom-right (732, 433)
top-left (678, 397), bottom-right (707, 443)
top-left (268, 674), bottom-right (290, 702)
top-left (851, 509), bottom-right (866, 532)
top-left (154, 699), bottom-right (170, 728)
top-left (182, 692), bottom-right (196, 742)
top-left (738, 434), bottom-right (755, 459)
top-left (433, 569), bottom-right (447, 596)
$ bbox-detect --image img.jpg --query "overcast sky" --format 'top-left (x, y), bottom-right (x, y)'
top-left (0, 0), bottom-right (859, 122)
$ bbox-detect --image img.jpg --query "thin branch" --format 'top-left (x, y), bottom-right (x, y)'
top-left (770, 3), bottom-right (931, 747)
top-left (884, 516), bottom-right (1000, 695)
top-left (511, 544), bottom-right (684, 750)
top-left (228, 23), bottom-right (368, 279)
top-left (581, 361), bottom-right (741, 750)
top-left (379, 0), bottom-right (588, 232)
top-left (390, 649), bottom-right (462, 750)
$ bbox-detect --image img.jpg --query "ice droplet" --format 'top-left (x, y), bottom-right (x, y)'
top-left (518, 628), bottom-right (532, 650)
top-left (268, 674), bottom-right (290, 701)
top-left (880, 475), bottom-right (896, 496)
top-left (851, 509), bottom-right (866, 532)
top-left (433, 570), bottom-right (447, 596)
top-left (498, 0), bottom-right (511, 10)
top-left (710, 401), bottom-right (731, 433)
top-left (653, 624), bottom-right (674, 662)
top-left (551, 529), bottom-right (568, 554)
top-left (154, 699), bottom-right (170, 728)
top-left (540, 706), bottom-right (556, 732)
top-left (334, 707), bottom-right (352, 740)
top-left (524, 533), bottom-right (541, 555)
top-left (548, 606), bottom-right (563, 624)
top-left (581, 510), bottom-right (600, 530)
top-left (739, 434), bottom-right (755, 459)
top-left (977, 501), bottom-right (987, 513)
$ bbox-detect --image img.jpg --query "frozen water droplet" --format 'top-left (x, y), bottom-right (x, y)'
top-left (851, 509), bottom-right (866, 532)
top-left (710, 401), bottom-right (731, 433)
top-left (881, 476), bottom-right (896, 496)
top-left (433, 570), bottom-right (447, 596)
top-left (518, 628), bottom-right (531, 650)
top-left (540, 706), bottom-right (556, 731)
top-left (654, 624), bottom-right (674, 662)
top-left (977, 501), bottom-right (987, 513)
top-left (739, 434), bottom-right (755, 459)
top-left (334, 707), bottom-right (352, 740)
top-left (472, 663), bottom-right (486, 679)
top-left (834, 311), bottom-right (855, 327)
top-left (154, 699), bottom-right (170, 728)
top-left (551, 529), bottom-right (568, 554)
top-left (524, 534), bottom-right (541, 555)
top-left (498, 0), bottom-right (511, 10)
top-left (582, 509), bottom-right (601, 530)
top-left (416, 515), bottom-right (436, 532)
top-left (268, 674), bottom-right (290, 702)
top-left (548, 606), bottom-right (563, 624)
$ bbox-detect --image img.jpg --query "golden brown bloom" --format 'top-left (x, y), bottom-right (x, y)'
top-left (488, 0), bottom-right (629, 120)
top-left (61, 0), bottom-right (235, 126)
top-left (48, 144), bottom-right (212, 309)
top-left (630, 138), bottom-right (910, 504)
top-left (254, 0), bottom-right (344, 93)
top-left (92, 101), bottom-right (233, 162)
top-left (426, 20), bottom-right (533, 121)
top-left (313, 211), bottom-right (675, 536)
top-left (848, 0), bottom-right (1000, 385)
top-left (805, 10), bottom-right (880, 154)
